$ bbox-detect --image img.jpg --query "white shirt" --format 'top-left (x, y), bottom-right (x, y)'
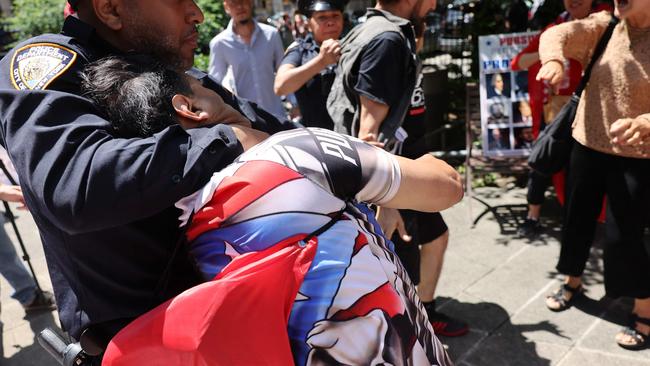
top-left (209, 20), bottom-right (286, 119)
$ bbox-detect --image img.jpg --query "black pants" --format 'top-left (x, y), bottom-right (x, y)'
top-left (526, 169), bottom-right (552, 205)
top-left (557, 143), bottom-right (650, 298)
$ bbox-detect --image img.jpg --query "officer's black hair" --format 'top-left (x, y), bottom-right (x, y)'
top-left (81, 56), bottom-right (192, 138)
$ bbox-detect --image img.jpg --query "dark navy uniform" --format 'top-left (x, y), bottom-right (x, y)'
top-left (281, 34), bottom-right (336, 130)
top-left (0, 16), bottom-right (293, 341)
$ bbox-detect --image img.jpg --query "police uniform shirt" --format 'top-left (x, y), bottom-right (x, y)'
top-left (281, 34), bottom-right (336, 130)
top-left (0, 16), bottom-right (293, 340)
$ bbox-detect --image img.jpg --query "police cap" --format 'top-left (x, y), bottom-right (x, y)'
top-left (297, 0), bottom-right (345, 17)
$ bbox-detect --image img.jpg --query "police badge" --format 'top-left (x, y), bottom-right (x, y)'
top-left (10, 43), bottom-right (77, 90)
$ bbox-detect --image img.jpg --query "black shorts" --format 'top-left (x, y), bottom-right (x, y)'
top-left (392, 210), bottom-right (448, 285)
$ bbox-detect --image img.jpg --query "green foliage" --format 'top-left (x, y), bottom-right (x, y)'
top-left (194, 0), bottom-right (228, 70)
top-left (195, 0), bottom-right (228, 54)
top-left (194, 53), bottom-right (210, 73)
top-left (457, 164), bottom-right (499, 188)
top-left (4, 0), bottom-right (65, 44)
top-left (473, 172), bottom-right (498, 188)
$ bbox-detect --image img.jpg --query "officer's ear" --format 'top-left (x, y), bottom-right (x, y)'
top-left (171, 94), bottom-right (209, 122)
top-left (92, 0), bottom-right (125, 30)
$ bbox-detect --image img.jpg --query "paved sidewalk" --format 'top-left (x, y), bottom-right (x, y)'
top-left (1, 188), bottom-right (649, 365)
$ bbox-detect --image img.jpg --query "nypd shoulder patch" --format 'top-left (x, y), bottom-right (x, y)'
top-left (10, 43), bottom-right (77, 91)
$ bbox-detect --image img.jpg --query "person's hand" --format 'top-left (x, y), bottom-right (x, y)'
top-left (318, 39), bottom-right (341, 67)
top-left (359, 133), bottom-right (385, 148)
top-left (229, 124), bottom-right (269, 151)
top-left (536, 60), bottom-right (565, 92)
top-left (610, 117), bottom-right (650, 147)
top-left (0, 184), bottom-right (27, 210)
top-left (376, 207), bottom-right (411, 242)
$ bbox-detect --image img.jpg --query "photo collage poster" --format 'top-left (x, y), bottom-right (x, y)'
top-left (478, 31), bottom-right (539, 157)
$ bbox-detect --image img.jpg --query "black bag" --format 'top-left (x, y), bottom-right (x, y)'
top-left (528, 15), bottom-right (618, 176)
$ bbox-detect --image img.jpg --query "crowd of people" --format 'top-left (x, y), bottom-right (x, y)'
top-left (0, 0), bottom-right (647, 364)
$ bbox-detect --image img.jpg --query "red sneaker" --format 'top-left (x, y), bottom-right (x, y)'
top-left (429, 311), bottom-right (469, 337)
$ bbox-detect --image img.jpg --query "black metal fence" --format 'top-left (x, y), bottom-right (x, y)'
top-left (417, 0), bottom-right (479, 156)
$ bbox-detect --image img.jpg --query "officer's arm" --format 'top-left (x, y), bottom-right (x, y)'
top-left (275, 40), bottom-right (340, 96)
top-left (188, 68), bottom-right (297, 134)
top-left (0, 90), bottom-right (243, 234)
top-left (274, 60), bottom-right (323, 95)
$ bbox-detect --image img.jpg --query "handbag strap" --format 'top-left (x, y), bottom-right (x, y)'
top-left (573, 15), bottom-right (619, 97)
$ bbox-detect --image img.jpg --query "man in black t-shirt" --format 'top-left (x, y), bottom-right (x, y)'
top-left (274, 0), bottom-right (344, 129)
top-left (328, 0), bottom-right (468, 337)
top-left (395, 68), bottom-right (468, 337)
top-left (324, 3), bottom-right (419, 258)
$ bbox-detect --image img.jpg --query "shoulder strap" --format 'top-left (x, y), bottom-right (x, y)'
top-left (300, 207), bottom-right (347, 245)
top-left (574, 15), bottom-right (618, 97)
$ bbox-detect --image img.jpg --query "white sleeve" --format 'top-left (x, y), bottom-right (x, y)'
top-left (228, 128), bottom-right (402, 205)
top-left (208, 39), bottom-right (227, 83)
top-left (353, 143), bottom-right (402, 205)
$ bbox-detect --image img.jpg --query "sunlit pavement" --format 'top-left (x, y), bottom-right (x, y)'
top-left (1, 187), bottom-right (649, 365)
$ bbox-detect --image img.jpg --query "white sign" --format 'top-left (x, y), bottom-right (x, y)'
top-left (478, 31), bottom-right (538, 157)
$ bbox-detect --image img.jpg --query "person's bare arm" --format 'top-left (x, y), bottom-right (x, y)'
top-left (383, 154), bottom-right (463, 212)
top-left (358, 95), bottom-right (404, 237)
top-left (274, 39), bottom-right (341, 95)
top-left (536, 60), bottom-right (565, 88)
top-left (359, 95), bottom-right (389, 141)
top-left (0, 184), bottom-right (26, 209)
top-left (516, 52), bottom-right (540, 70)
top-left (229, 124), bottom-right (270, 151)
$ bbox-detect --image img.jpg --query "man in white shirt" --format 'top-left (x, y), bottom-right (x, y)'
top-left (209, 0), bottom-right (286, 119)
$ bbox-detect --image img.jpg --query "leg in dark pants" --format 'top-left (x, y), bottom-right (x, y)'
top-left (598, 150), bottom-right (650, 349)
top-left (556, 143), bottom-right (605, 277)
top-left (547, 143), bottom-right (605, 311)
top-left (527, 170), bottom-right (552, 206)
top-left (603, 155), bottom-right (650, 299)
top-left (518, 170), bottom-right (552, 237)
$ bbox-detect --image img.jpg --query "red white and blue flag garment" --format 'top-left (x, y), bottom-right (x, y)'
top-left (102, 128), bottom-right (452, 366)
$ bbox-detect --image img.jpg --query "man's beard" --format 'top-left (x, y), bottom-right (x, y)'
top-left (409, 0), bottom-right (427, 38)
top-left (122, 21), bottom-right (188, 70)
top-left (237, 17), bottom-right (252, 25)
top-left (411, 16), bottom-right (425, 38)
top-left (409, 16), bottom-right (427, 43)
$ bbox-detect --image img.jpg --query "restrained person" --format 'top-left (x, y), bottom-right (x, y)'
top-left (0, 0), bottom-right (293, 352)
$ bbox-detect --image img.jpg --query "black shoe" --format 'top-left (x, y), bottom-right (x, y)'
top-left (428, 311), bottom-right (469, 337)
top-left (518, 218), bottom-right (543, 237)
top-left (23, 290), bottom-right (57, 313)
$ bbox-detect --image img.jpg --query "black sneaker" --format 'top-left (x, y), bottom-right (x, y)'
top-left (429, 311), bottom-right (469, 337)
top-left (23, 290), bottom-right (57, 314)
top-left (518, 218), bottom-right (543, 237)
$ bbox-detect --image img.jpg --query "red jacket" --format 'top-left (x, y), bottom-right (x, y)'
top-left (511, 4), bottom-right (612, 137)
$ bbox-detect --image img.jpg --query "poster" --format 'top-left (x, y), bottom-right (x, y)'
top-left (478, 31), bottom-right (539, 157)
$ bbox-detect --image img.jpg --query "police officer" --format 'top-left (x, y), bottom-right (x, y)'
top-left (274, 0), bottom-right (344, 130)
top-left (0, 0), bottom-right (291, 352)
